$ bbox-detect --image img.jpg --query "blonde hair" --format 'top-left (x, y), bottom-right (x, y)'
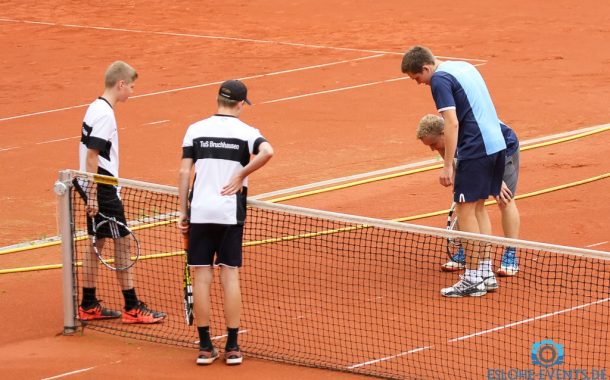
top-left (217, 95), bottom-right (240, 108)
top-left (416, 114), bottom-right (444, 140)
top-left (104, 61), bottom-right (138, 88)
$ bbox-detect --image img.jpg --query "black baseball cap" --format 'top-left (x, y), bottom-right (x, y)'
top-left (218, 79), bottom-right (251, 105)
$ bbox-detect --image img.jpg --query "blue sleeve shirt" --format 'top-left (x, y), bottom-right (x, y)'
top-left (430, 61), bottom-right (506, 159)
top-left (500, 122), bottom-right (519, 157)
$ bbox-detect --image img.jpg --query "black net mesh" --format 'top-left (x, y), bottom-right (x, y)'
top-left (67, 173), bottom-right (610, 379)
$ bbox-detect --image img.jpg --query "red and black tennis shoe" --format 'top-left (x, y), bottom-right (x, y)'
top-left (78, 301), bottom-right (121, 321)
top-left (122, 301), bottom-right (166, 324)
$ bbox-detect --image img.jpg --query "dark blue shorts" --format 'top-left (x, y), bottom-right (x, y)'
top-left (188, 224), bottom-right (244, 267)
top-left (454, 151), bottom-right (505, 202)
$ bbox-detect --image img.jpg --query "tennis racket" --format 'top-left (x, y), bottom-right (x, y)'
top-left (182, 232), bottom-right (194, 326)
top-left (445, 201), bottom-right (462, 260)
top-left (72, 178), bottom-right (140, 271)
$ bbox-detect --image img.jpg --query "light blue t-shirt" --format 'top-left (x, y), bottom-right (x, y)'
top-left (431, 61), bottom-right (506, 159)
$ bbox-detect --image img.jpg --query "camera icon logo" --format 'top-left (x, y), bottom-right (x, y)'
top-left (531, 339), bottom-right (564, 367)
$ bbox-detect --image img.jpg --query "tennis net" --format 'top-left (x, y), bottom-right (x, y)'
top-left (57, 170), bottom-right (610, 379)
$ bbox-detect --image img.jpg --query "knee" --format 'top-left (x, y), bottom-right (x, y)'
top-left (220, 267), bottom-right (240, 286)
top-left (194, 267), bottom-right (214, 284)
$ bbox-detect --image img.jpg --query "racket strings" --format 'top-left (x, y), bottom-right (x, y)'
top-left (91, 218), bottom-right (140, 271)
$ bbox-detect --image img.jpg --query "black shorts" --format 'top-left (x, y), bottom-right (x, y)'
top-left (188, 224), bottom-right (244, 268)
top-left (86, 184), bottom-right (129, 238)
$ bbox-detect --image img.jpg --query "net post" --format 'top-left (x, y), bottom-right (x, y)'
top-left (55, 170), bottom-right (78, 334)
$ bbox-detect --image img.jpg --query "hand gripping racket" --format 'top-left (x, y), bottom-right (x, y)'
top-left (182, 233), bottom-right (194, 325)
top-left (72, 178), bottom-right (140, 271)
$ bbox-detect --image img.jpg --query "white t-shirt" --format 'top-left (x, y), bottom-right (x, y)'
top-left (182, 114), bottom-right (267, 225)
top-left (79, 97), bottom-right (119, 177)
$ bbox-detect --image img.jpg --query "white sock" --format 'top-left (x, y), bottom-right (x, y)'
top-left (479, 260), bottom-right (493, 278)
top-left (464, 269), bottom-right (482, 283)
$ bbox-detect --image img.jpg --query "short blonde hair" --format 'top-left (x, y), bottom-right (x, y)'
top-left (416, 114), bottom-right (444, 140)
top-left (217, 95), bottom-right (240, 108)
top-left (104, 61), bottom-right (138, 88)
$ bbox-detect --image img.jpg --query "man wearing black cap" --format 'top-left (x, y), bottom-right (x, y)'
top-left (177, 79), bottom-right (274, 366)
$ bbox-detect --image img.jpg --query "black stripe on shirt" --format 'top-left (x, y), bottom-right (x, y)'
top-left (190, 137), bottom-right (251, 166)
top-left (81, 122), bottom-right (112, 161)
top-left (253, 137), bottom-right (267, 155)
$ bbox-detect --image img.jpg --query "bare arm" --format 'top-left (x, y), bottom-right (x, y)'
top-left (221, 142), bottom-right (274, 196)
top-left (439, 109), bottom-right (458, 187)
top-left (178, 158), bottom-right (193, 233)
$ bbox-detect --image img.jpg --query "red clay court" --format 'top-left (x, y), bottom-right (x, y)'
top-left (1, 1), bottom-right (609, 379)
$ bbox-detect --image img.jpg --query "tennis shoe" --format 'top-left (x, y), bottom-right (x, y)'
top-left (497, 248), bottom-right (519, 277)
top-left (483, 275), bottom-right (499, 292)
top-left (122, 301), bottom-right (166, 324)
top-left (441, 275), bottom-right (487, 297)
top-left (441, 247), bottom-right (466, 271)
top-left (197, 347), bottom-right (219, 365)
top-left (78, 301), bottom-right (121, 321)
top-left (224, 346), bottom-right (243, 365)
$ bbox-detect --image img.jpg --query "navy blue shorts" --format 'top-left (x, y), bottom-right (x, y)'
top-left (454, 151), bottom-right (505, 202)
top-left (188, 224), bottom-right (244, 267)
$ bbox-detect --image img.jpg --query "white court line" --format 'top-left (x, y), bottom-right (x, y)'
top-left (347, 346), bottom-right (432, 369)
top-left (449, 297), bottom-right (610, 342)
top-left (0, 54), bottom-right (384, 123)
top-left (144, 119), bottom-right (170, 125)
top-left (41, 366), bottom-right (95, 380)
top-left (130, 54), bottom-right (385, 100)
top-left (587, 241), bottom-right (609, 248)
top-left (348, 297), bottom-right (610, 369)
top-left (212, 329), bottom-right (248, 340)
top-left (257, 60), bottom-right (478, 105)
top-left (36, 136), bottom-right (79, 144)
top-left (0, 103), bottom-right (91, 122)
top-left (260, 77), bottom-right (408, 104)
top-left (0, 18), bottom-right (55, 26)
top-left (0, 146), bottom-right (21, 152)
top-left (193, 329), bottom-right (249, 343)
top-left (0, 18), bottom-right (488, 62)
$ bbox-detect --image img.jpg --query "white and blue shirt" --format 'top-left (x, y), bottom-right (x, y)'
top-left (431, 61), bottom-right (506, 159)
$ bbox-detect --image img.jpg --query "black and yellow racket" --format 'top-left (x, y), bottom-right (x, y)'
top-left (182, 233), bottom-right (194, 326)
